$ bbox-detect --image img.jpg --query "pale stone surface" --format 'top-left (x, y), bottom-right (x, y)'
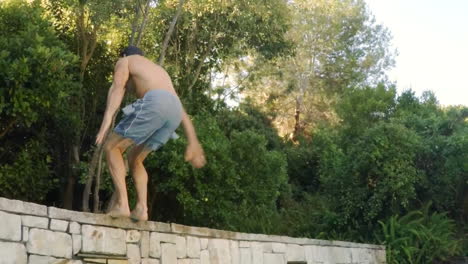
top-left (0, 197), bottom-right (47, 216)
top-left (0, 211), bottom-right (21, 241)
top-left (22, 215), bottom-right (49, 229)
top-left (200, 238), bottom-right (208, 250)
top-left (171, 223), bottom-right (238, 240)
top-left (50, 219), bottom-right (69, 232)
top-left (81, 225), bottom-right (126, 255)
top-left (239, 241), bottom-right (250, 248)
top-left (22, 226), bottom-right (29, 242)
top-left (84, 259), bottom-right (107, 263)
top-left (176, 236), bottom-right (187, 258)
top-left (0, 241), bottom-right (27, 264)
top-left (48, 207), bottom-right (171, 232)
top-left (305, 245), bottom-right (331, 263)
top-left (127, 243), bottom-right (141, 264)
top-left (240, 248), bottom-right (252, 264)
top-left (72, 234), bottom-right (82, 255)
top-left (158, 233), bottom-right (178, 243)
top-left (251, 242), bottom-right (263, 264)
top-left (141, 259), bottom-right (160, 264)
top-left (107, 260), bottom-right (128, 264)
top-left (200, 250), bottom-right (210, 264)
top-left (209, 238), bottom-right (231, 264)
top-left (187, 236), bottom-right (201, 258)
top-left (161, 243), bottom-right (177, 264)
top-left (140, 231), bottom-right (150, 258)
top-left (271, 243), bottom-right (286, 253)
top-left (230, 240), bottom-right (240, 264)
top-left (375, 249), bottom-right (387, 263)
top-left (264, 253), bottom-right (285, 264)
top-left (286, 244), bottom-right (305, 262)
top-left (28, 254), bottom-right (58, 264)
top-left (178, 259), bottom-right (201, 264)
top-left (149, 232), bottom-right (161, 258)
top-left (329, 246), bottom-right (352, 263)
top-left (127, 230), bottom-right (141, 243)
top-left (27, 228), bottom-right (72, 258)
top-left (69, 221), bottom-right (81, 234)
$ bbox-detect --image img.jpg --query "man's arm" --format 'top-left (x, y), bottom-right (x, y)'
top-left (181, 109), bottom-right (206, 168)
top-left (95, 58), bottom-right (129, 145)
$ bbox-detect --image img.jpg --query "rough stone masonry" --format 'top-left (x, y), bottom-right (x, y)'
top-left (0, 197), bottom-right (386, 264)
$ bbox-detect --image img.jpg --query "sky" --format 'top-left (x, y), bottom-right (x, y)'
top-left (365, 0), bottom-right (468, 106)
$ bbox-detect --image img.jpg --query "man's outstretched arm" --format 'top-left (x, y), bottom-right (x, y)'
top-left (181, 109), bottom-right (206, 168)
top-left (95, 58), bottom-right (129, 145)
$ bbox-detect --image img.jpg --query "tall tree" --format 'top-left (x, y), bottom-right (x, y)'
top-left (241, 0), bottom-right (395, 138)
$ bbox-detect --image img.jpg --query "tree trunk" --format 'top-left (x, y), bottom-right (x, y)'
top-left (135, 0), bottom-right (152, 46)
top-left (158, 0), bottom-right (185, 65)
top-left (93, 149), bottom-right (104, 213)
top-left (129, 0), bottom-right (143, 46)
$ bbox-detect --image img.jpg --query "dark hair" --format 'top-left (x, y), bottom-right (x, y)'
top-left (120, 46), bottom-right (144, 57)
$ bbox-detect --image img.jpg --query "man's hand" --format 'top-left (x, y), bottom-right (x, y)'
top-left (185, 143), bottom-right (206, 168)
top-left (95, 119), bottom-right (111, 146)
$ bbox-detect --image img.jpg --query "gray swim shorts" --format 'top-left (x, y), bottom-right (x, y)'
top-left (114, 89), bottom-right (182, 151)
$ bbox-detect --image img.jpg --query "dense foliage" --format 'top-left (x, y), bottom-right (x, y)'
top-left (0, 0), bottom-right (466, 262)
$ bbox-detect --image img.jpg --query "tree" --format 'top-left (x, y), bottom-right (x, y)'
top-left (0, 0), bottom-right (80, 203)
top-left (242, 0), bottom-right (395, 138)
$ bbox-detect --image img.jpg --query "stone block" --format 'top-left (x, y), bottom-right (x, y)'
top-left (329, 246), bottom-right (352, 263)
top-left (84, 259), bottom-right (107, 263)
top-left (251, 242), bottom-right (263, 264)
top-left (107, 260), bottom-right (128, 264)
top-left (200, 250), bottom-right (210, 264)
top-left (140, 231), bottom-right (150, 258)
top-left (0, 197), bottom-right (47, 216)
top-left (28, 254), bottom-right (58, 264)
top-left (141, 259), bottom-right (160, 264)
top-left (81, 225), bottom-right (126, 255)
top-left (286, 244), bottom-right (305, 262)
top-left (149, 232), bottom-right (161, 258)
top-left (230, 240), bottom-right (240, 264)
top-left (22, 226), bottom-right (29, 242)
top-left (239, 241), bottom-right (250, 248)
top-left (0, 241), bottom-right (27, 264)
top-left (48, 206), bottom-right (170, 232)
top-left (72, 234), bottom-right (82, 255)
top-left (187, 236), bottom-right (201, 258)
top-left (127, 243), bottom-right (141, 264)
top-left (200, 238), bottom-right (208, 250)
top-left (22, 215), bottom-right (49, 229)
top-left (161, 243), bottom-right (177, 264)
top-left (0, 211), bottom-right (21, 241)
top-left (304, 245), bottom-right (330, 263)
top-left (176, 236), bottom-right (187, 258)
top-left (271, 243), bottom-right (286, 253)
top-left (240, 248), bottom-right (252, 264)
top-left (264, 253), bottom-right (285, 264)
top-left (50, 219), bottom-right (69, 232)
top-left (69, 221), bottom-right (81, 234)
top-left (27, 228), bottom-right (72, 258)
top-left (126, 230), bottom-right (141, 243)
top-left (208, 239), bottom-right (231, 264)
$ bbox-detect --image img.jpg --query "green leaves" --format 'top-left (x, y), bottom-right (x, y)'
top-left (376, 204), bottom-right (463, 263)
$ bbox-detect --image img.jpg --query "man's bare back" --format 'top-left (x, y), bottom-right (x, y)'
top-left (125, 55), bottom-right (177, 98)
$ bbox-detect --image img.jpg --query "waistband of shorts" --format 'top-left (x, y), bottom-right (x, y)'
top-left (143, 89), bottom-right (176, 99)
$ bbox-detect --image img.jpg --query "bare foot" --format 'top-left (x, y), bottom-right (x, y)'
top-left (107, 204), bottom-right (130, 218)
top-left (130, 205), bottom-right (148, 222)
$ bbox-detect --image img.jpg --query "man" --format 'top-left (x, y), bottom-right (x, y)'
top-left (95, 46), bottom-right (206, 221)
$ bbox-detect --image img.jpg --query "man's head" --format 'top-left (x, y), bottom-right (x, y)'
top-left (120, 46), bottom-right (144, 57)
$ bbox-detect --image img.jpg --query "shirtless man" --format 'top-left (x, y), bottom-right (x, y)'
top-left (95, 46), bottom-right (206, 221)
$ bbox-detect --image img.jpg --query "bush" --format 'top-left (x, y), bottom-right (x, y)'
top-left (376, 205), bottom-right (463, 263)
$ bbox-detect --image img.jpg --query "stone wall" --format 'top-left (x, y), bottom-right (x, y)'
top-left (0, 197), bottom-right (386, 264)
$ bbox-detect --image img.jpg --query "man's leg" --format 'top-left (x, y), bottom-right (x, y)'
top-left (104, 132), bottom-right (134, 217)
top-left (127, 144), bottom-right (152, 221)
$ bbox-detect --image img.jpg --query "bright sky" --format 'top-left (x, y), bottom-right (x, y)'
top-left (365, 0), bottom-right (468, 106)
